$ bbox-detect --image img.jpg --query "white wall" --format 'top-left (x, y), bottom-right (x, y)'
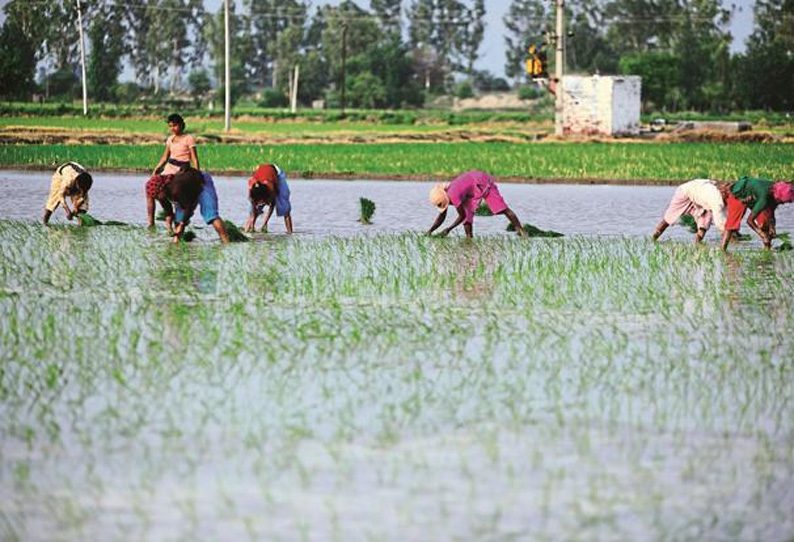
top-left (562, 75), bottom-right (641, 136)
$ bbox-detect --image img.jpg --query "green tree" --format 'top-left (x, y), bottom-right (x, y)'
top-left (187, 69), bottom-right (212, 98)
top-left (503, 0), bottom-right (551, 83)
top-left (619, 51), bottom-right (679, 109)
top-left (0, 0), bottom-right (63, 97)
top-left (246, 0), bottom-right (307, 88)
top-left (371, 0), bottom-right (403, 37)
top-left (0, 16), bottom-right (37, 99)
top-left (205, 2), bottom-right (252, 106)
top-left (732, 0), bottom-right (794, 110)
top-left (565, 0), bottom-right (617, 74)
top-left (461, 0), bottom-right (486, 76)
top-left (603, 0), bottom-right (680, 54)
top-left (87, 7), bottom-right (126, 102)
top-left (124, 0), bottom-right (205, 93)
top-left (347, 72), bottom-right (387, 108)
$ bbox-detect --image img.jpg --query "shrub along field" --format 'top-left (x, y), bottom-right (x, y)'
top-left (1, 223), bottom-right (793, 540)
top-left (1, 142), bottom-right (792, 182)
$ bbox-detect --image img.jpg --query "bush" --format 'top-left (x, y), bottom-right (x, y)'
top-left (259, 88), bottom-right (289, 108)
top-left (455, 81), bottom-right (475, 99)
top-left (518, 85), bottom-right (543, 101)
top-left (187, 70), bottom-right (212, 98)
top-left (113, 82), bottom-right (143, 104)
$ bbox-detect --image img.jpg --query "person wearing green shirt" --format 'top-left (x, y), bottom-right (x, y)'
top-left (721, 177), bottom-right (794, 251)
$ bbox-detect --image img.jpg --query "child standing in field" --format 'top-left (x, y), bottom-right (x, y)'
top-left (652, 179), bottom-right (729, 244)
top-left (720, 177), bottom-right (794, 251)
top-left (426, 170), bottom-right (525, 238)
top-left (243, 164), bottom-right (293, 233)
top-left (43, 162), bottom-right (93, 225)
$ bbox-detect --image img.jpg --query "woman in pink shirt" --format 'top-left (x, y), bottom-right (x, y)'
top-left (426, 171), bottom-right (526, 238)
top-left (151, 114), bottom-right (199, 175)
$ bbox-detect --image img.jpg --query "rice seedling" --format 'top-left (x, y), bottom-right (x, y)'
top-left (678, 214), bottom-right (698, 233)
top-left (474, 202), bottom-right (493, 216)
top-left (1, 142), bottom-right (792, 181)
top-left (506, 222), bottom-right (564, 237)
top-left (359, 198), bottom-right (376, 224)
top-left (223, 220), bottom-right (250, 242)
top-left (0, 222), bottom-right (793, 541)
top-left (77, 213), bottom-right (101, 227)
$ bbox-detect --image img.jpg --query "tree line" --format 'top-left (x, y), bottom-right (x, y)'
top-left (0, 0), bottom-right (792, 112)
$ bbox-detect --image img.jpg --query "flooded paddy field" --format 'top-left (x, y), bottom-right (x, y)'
top-left (1, 171), bottom-right (794, 541)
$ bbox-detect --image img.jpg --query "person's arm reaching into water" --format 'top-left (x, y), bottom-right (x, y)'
top-left (243, 205), bottom-right (259, 232)
top-left (501, 208), bottom-right (526, 237)
top-left (426, 209), bottom-right (447, 235)
top-left (59, 189), bottom-right (74, 221)
top-left (262, 204), bottom-right (275, 232)
top-left (746, 212), bottom-right (772, 249)
top-left (440, 205), bottom-right (467, 237)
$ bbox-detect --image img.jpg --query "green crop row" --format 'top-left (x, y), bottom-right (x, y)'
top-left (1, 142), bottom-right (792, 181)
top-left (0, 101), bottom-right (550, 124)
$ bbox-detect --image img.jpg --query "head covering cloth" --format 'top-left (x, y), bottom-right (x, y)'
top-left (772, 182), bottom-right (794, 204)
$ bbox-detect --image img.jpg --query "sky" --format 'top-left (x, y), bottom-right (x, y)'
top-left (1, 0), bottom-right (759, 80)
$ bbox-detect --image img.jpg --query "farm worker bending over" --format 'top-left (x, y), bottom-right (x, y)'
top-left (652, 179), bottom-right (728, 244)
top-left (720, 177), bottom-right (794, 251)
top-left (43, 162), bottom-right (93, 225)
top-left (243, 164), bottom-right (293, 233)
top-left (426, 170), bottom-right (525, 238)
top-left (148, 168), bottom-right (229, 244)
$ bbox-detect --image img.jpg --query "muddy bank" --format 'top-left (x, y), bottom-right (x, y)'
top-left (2, 126), bottom-right (789, 146)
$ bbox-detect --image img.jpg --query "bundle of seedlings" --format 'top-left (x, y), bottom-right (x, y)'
top-left (359, 198), bottom-right (376, 224)
top-left (223, 220), bottom-right (250, 242)
top-left (506, 222), bottom-right (563, 237)
top-left (474, 202), bottom-right (493, 216)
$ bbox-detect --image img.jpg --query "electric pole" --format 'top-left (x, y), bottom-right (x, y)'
top-left (554, 0), bottom-right (565, 136)
top-left (340, 20), bottom-right (348, 118)
top-left (76, 0), bottom-right (88, 116)
top-left (224, 0), bottom-right (231, 132)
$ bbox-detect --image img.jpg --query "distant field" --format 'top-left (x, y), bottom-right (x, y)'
top-left (1, 142), bottom-right (792, 182)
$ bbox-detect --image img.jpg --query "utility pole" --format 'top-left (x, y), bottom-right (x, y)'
top-left (76, 0), bottom-right (88, 115)
top-left (340, 20), bottom-right (348, 118)
top-left (554, 0), bottom-right (565, 136)
top-left (224, 0), bottom-right (231, 132)
top-left (290, 65), bottom-right (300, 113)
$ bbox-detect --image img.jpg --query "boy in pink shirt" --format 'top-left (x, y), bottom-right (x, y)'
top-left (426, 171), bottom-right (525, 238)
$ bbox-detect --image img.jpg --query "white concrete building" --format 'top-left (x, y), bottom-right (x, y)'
top-left (561, 75), bottom-right (642, 136)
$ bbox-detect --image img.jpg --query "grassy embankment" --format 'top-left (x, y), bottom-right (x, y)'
top-left (0, 142), bottom-right (792, 183)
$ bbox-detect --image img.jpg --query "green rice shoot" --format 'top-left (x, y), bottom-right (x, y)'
top-left (359, 198), bottom-right (376, 224)
top-left (224, 220), bottom-right (250, 242)
top-left (506, 222), bottom-right (564, 237)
